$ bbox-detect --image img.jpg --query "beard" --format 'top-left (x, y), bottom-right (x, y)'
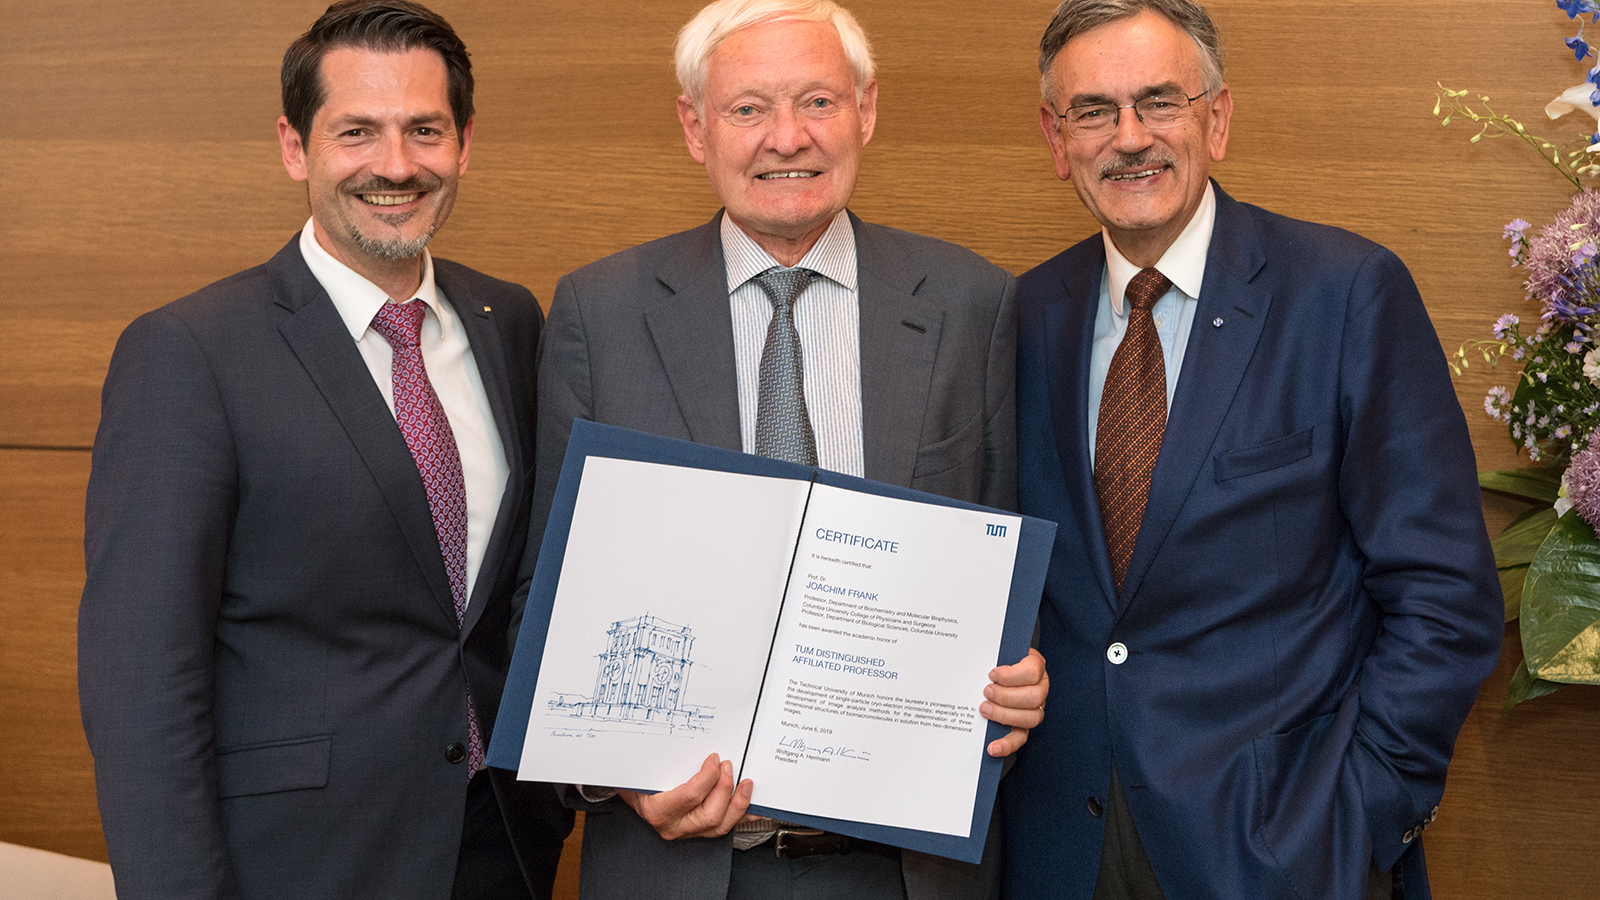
top-left (343, 174), bottom-right (447, 260)
top-left (349, 221), bottom-right (439, 260)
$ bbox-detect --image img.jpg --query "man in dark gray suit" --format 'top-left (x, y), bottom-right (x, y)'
top-left (528, 1), bottom-right (1048, 897)
top-left (78, 3), bottom-right (570, 898)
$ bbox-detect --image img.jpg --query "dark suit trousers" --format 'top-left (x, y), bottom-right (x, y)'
top-left (453, 770), bottom-right (536, 900)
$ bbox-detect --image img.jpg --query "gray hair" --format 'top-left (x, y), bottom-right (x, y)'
top-left (675, 0), bottom-right (875, 110)
top-left (1037, 0), bottom-right (1224, 105)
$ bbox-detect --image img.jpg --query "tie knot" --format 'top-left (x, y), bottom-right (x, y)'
top-left (370, 300), bottom-right (427, 350)
top-left (754, 267), bottom-right (816, 310)
top-left (1124, 268), bottom-right (1171, 312)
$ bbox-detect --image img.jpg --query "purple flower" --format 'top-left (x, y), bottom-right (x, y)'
top-left (1485, 386), bottom-right (1511, 422)
top-left (1505, 218), bottom-right (1532, 238)
top-left (1567, 440), bottom-right (1600, 530)
top-left (1521, 190), bottom-right (1600, 321)
top-left (1494, 313), bottom-right (1520, 339)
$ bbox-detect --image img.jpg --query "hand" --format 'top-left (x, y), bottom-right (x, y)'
top-left (615, 753), bottom-right (754, 840)
top-left (980, 648), bottom-right (1049, 757)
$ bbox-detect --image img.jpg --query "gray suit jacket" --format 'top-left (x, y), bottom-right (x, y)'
top-left (526, 212), bottom-right (1017, 900)
top-left (80, 238), bottom-right (571, 900)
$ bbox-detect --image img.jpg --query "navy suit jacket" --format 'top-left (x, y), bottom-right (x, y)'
top-left (526, 212), bottom-right (1016, 900)
top-left (80, 238), bottom-right (571, 900)
top-left (1001, 185), bottom-right (1501, 900)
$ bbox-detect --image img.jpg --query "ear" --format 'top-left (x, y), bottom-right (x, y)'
top-left (1039, 102), bottom-right (1072, 181)
top-left (457, 117), bottom-right (474, 176)
top-left (856, 78), bottom-right (878, 147)
top-left (678, 95), bottom-right (708, 164)
top-left (1206, 84), bottom-right (1232, 163)
top-left (279, 116), bottom-right (309, 183)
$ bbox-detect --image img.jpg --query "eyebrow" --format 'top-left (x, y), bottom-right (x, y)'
top-left (1067, 81), bottom-right (1188, 107)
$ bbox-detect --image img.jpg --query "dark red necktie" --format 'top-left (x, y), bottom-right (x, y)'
top-left (370, 300), bottom-right (484, 775)
top-left (1094, 268), bottom-right (1172, 593)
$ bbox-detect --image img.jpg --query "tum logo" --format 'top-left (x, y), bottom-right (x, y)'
top-left (985, 523), bottom-right (1007, 537)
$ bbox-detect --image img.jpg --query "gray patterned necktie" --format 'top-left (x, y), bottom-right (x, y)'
top-left (753, 266), bottom-right (818, 466)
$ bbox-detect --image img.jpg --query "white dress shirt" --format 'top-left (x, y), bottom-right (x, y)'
top-left (1087, 182), bottom-right (1217, 465)
top-left (724, 211), bottom-right (865, 478)
top-left (298, 219), bottom-right (509, 607)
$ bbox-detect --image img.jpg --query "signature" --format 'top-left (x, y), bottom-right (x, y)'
top-left (778, 734), bottom-right (871, 761)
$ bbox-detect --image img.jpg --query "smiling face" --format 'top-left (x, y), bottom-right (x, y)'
top-left (678, 18), bottom-right (876, 266)
top-left (1040, 10), bottom-right (1231, 267)
top-left (278, 46), bottom-right (471, 295)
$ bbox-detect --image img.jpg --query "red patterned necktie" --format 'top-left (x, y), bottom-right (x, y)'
top-left (1094, 267), bottom-right (1172, 593)
top-left (369, 300), bottom-right (484, 775)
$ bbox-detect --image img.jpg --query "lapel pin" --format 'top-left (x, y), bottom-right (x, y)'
top-left (482, 305), bottom-right (492, 313)
top-left (1212, 317), bottom-right (1224, 328)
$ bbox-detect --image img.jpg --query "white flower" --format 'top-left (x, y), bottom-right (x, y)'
top-left (1548, 83), bottom-right (1600, 121)
top-left (1547, 83), bottom-right (1600, 153)
top-left (1584, 346), bottom-right (1600, 384)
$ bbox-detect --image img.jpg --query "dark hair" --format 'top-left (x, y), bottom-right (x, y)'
top-left (281, 0), bottom-right (473, 142)
top-left (1038, 0), bottom-right (1222, 104)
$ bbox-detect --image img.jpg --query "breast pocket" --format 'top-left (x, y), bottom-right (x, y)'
top-left (1213, 427), bottom-right (1314, 483)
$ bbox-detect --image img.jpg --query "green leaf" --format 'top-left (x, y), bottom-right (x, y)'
top-left (1499, 564), bottom-right (1527, 623)
top-left (1478, 466), bottom-right (1563, 503)
top-left (1506, 658), bottom-right (1565, 709)
top-left (1520, 513), bottom-right (1600, 685)
top-left (1490, 505), bottom-right (1559, 567)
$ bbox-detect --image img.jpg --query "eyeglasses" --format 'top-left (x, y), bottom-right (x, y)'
top-left (715, 95), bottom-right (846, 128)
top-left (1055, 90), bottom-right (1211, 138)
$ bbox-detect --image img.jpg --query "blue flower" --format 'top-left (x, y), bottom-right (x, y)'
top-left (1561, 0), bottom-right (1597, 20)
top-left (1571, 35), bottom-right (1592, 60)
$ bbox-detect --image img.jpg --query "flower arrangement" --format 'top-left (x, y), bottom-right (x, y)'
top-left (1437, 1), bottom-right (1600, 707)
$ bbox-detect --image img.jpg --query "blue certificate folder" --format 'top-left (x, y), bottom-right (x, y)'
top-left (490, 420), bottom-right (1055, 864)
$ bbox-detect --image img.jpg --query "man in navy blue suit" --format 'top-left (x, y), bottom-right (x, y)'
top-left (1001, 2), bottom-right (1502, 899)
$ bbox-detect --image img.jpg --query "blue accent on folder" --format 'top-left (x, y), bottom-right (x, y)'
top-left (489, 420), bottom-right (1055, 864)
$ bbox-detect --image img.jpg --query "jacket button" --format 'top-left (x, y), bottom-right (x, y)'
top-left (445, 742), bottom-right (467, 764)
top-left (1086, 796), bottom-right (1104, 817)
top-left (1106, 643), bottom-right (1128, 665)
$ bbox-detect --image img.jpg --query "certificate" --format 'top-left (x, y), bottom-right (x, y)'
top-left (489, 421), bottom-right (1055, 863)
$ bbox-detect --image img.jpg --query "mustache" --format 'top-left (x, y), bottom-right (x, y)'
top-left (1098, 151), bottom-right (1175, 179)
top-left (347, 174), bottom-right (440, 194)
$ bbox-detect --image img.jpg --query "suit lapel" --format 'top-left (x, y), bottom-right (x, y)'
top-left (854, 218), bottom-right (943, 486)
top-left (436, 268), bottom-right (521, 636)
top-left (643, 217), bottom-right (743, 452)
top-left (1120, 187), bottom-right (1270, 604)
top-left (271, 240), bottom-right (459, 622)
top-left (1043, 243), bottom-right (1121, 612)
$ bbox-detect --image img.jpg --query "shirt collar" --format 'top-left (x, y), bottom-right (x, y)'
top-left (298, 217), bottom-right (444, 342)
top-left (1102, 181), bottom-right (1216, 315)
top-left (721, 210), bottom-right (858, 294)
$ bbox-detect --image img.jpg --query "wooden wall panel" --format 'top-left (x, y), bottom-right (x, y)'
top-left (0, 450), bottom-right (102, 859)
top-left (3, 0), bottom-right (1598, 894)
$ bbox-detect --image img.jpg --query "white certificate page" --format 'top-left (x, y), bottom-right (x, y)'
top-left (516, 457), bottom-right (809, 791)
top-left (744, 484), bottom-right (1021, 836)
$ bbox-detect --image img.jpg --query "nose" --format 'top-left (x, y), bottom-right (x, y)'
top-left (370, 130), bottom-right (418, 183)
top-left (765, 103), bottom-right (812, 157)
top-left (1110, 105), bottom-right (1155, 154)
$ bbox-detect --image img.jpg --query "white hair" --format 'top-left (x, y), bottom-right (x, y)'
top-left (675, 0), bottom-right (875, 108)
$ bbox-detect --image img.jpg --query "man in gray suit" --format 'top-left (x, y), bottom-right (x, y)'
top-left (79, 3), bottom-right (569, 898)
top-left (529, 0), bottom-right (1048, 897)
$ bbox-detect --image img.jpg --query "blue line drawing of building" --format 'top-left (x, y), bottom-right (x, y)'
top-left (551, 614), bottom-right (710, 731)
